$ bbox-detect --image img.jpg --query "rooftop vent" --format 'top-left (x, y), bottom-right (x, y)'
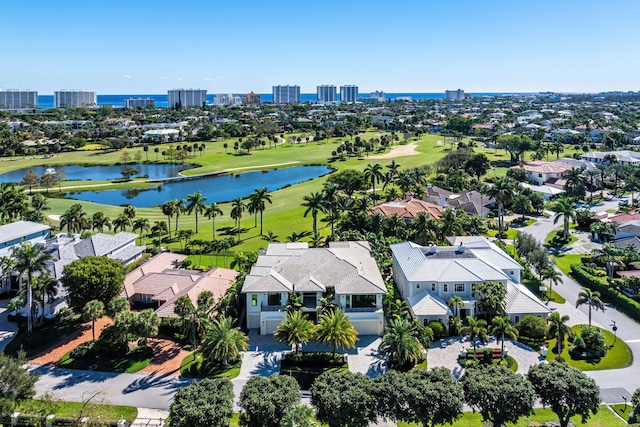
top-left (429, 244), bottom-right (437, 254)
top-left (458, 243), bottom-right (466, 253)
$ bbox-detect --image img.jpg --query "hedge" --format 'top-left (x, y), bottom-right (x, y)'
top-left (570, 264), bottom-right (640, 322)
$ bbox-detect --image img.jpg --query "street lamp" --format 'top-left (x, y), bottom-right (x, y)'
top-left (610, 320), bottom-right (618, 345)
top-left (623, 395), bottom-right (627, 411)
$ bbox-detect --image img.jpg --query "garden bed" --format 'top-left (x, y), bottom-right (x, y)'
top-left (280, 351), bottom-right (348, 390)
top-left (59, 345), bottom-right (154, 373)
top-left (180, 352), bottom-right (241, 379)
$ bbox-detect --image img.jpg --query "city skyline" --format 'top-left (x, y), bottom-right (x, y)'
top-left (1, 0), bottom-right (639, 94)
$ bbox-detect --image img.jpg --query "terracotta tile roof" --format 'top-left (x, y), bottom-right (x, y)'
top-left (370, 198), bottom-right (444, 220)
top-left (609, 211), bottom-right (640, 224)
top-left (520, 161), bottom-right (573, 174)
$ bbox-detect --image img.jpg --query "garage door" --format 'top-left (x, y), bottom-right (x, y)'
top-left (265, 320), bottom-right (281, 334)
top-left (351, 321), bottom-right (379, 336)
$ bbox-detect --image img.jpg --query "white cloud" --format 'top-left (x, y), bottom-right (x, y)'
top-left (123, 75), bottom-right (131, 79)
top-left (177, 77), bottom-right (182, 81)
top-left (160, 77), bottom-right (168, 80)
top-left (203, 77), bottom-right (217, 82)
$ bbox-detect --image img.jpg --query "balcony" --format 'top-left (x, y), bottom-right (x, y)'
top-left (261, 303), bottom-right (283, 312)
top-left (343, 306), bottom-right (378, 313)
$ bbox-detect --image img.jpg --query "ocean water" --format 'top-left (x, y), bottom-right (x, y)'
top-left (35, 92), bottom-right (523, 109)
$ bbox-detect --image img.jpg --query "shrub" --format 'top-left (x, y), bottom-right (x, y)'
top-left (428, 320), bottom-right (447, 340)
top-left (70, 342), bottom-right (95, 359)
top-left (580, 325), bottom-right (606, 353)
top-left (517, 315), bottom-right (547, 340)
top-left (572, 336), bottom-right (585, 349)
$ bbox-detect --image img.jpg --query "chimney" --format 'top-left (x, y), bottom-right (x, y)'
top-left (458, 243), bottom-right (465, 253)
top-left (405, 192), bottom-right (413, 201)
top-left (429, 243), bottom-right (437, 254)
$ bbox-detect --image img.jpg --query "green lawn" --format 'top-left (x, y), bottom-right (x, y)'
top-left (180, 352), bottom-right (241, 379)
top-left (487, 228), bottom-right (519, 240)
top-left (609, 404), bottom-right (633, 422)
top-left (16, 398), bottom-right (138, 423)
top-left (522, 278), bottom-right (566, 304)
top-left (545, 229), bottom-right (579, 247)
top-left (59, 346), bottom-right (154, 373)
top-left (546, 325), bottom-right (633, 371)
top-left (552, 254), bottom-right (584, 276)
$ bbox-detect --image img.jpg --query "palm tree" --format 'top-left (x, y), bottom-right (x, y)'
top-left (112, 213), bottom-right (131, 233)
top-left (563, 168), bottom-right (586, 200)
top-left (135, 309), bottom-right (160, 347)
top-left (123, 205), bottom-right (137, 222)
top-left (321, 183), bottom-right (340, 235)
top-left (186, 191), bottom-right (207, 233)
top-left (161, 201), bottom-right (176, 240)
top-left (585, 168), bottom-right (601, 202)
top-left (490, 316), bottom-right (518, 358)
top-left (274, 311), bottom-right (315, 354)
top-left (541, 266), bottom-right (563, 302)
top-left (363, 163), bottom-right (384, 198)
top-left (32, 275), bottom-right (58, 320)
top-left (230, 198), bottom-right (246, 241)
top-left (592, 243), bottom-right (623, 284)
top-left (12, 242), bottom-right (52, 335)
top-left (201, 316), bottom-right (248, 366)
top-left (447, 295), bottom-right (464, 317)
top-left (487, 177), bottom-right (517, 238)
top-left (315, 309), bottom-right (358, 358)
top-left (30, 194), bottom-right (49, 222)
top-left (82, 299), bottom-right (104, 341)
top-left (379, 317), bottom-right (423, 368)
top-left (92, 211), bottom-right (111, 233)
top-left (302, 191), bottom-right (324, 235)
top-left (461, 317), bottom-right (488, 360)
top-left (133, 217), bottom-right (150, 245)
top-left (550, 196), bottom-right (577, 240)
top-left (249, 187), bottom-right (272, 235)
top-left (174, 199), bottom-right (187, 232)
top-left (547, 311), bottom-right (573, 357)
top-left (151, 220), bottom-right (167, 250)
top-left (205, 202), bottom-right (223, 240)
top-left (513, 193), bottom-right (532, 220)
top-left (576, 288), bottom-right (605, 327)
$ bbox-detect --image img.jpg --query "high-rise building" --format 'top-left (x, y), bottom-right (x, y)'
top-left (340, 85), bottom-right (358, 103)
top-left (317, 85), bottom-right (337, 103)
top-left (214, 93), bottom-right (242, 106)
top-left (445, 89), bottom-right (465, 100)
top-left (242, 91), bottom-right (261, 106)
top-left (54, 90), bottom-right (97, 108)
top-left (125, 98), bottom-right (155, 108)
top-left (0, 90), bottom-right (38, 109)
top-left (371, 91), bottom-right (386, 102)
top-left (272, 85), bottom-right (300, 104)
top-left (167, 88), bottom-right (207, 108)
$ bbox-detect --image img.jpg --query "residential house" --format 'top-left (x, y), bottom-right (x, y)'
top-left (121, 252), bottom-right (238, 318)
top-left (517, 161), bottom-right (573, 186)
top-left (581, 150), bottom-right (640, 166)
top-left (370, 197), bottom-right (444, 224)
top-left (242, 241), bottom-right (387, 335)
top-left (390, 237), bottom-right (550, 325)
top-left (424, 185), bottom-right (494, 217)
top-left (0, 221), bottom-right (52, 293)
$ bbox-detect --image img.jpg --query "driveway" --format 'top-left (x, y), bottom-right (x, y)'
top-left (0, 298), bottom-right (18, 352)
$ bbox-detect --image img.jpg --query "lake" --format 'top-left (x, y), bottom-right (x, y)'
top-left (67, 165), bottom-right (333, 207)
top-left (0, 163), bottom-right (191, 183)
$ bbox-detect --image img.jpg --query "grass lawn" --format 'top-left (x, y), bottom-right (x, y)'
top-left (487, 228), bottom-right (519, 240)
top-left (4, 315), bottom-right (83, 357)
top-left (552, 254), bottom-right (585, 276)
top-left (59, 346), bottom-right (154, 373)
top-left (609, 404), bottom-right (633, 422)
top-left (545, 229), bottom-right (579, 247)
top-left (397, 405), bottom-right (625, 427)
top-left (180, 352), bottom-right (241, 379)
top-left (546, 325), bottom-right (633, 371)
top-left (16, 398), bottom-right (138, 423)
top-left (522, 278), bottom-right (566, 304)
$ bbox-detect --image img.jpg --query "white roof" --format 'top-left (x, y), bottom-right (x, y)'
top-left (0, 221), bottom-right (51, 245)
top-left (408, 292), bottom-right (452, 317)
top-left (504, 282), bottom-right (551, 316)
top-left (520, 182), bottom-right (566, 196)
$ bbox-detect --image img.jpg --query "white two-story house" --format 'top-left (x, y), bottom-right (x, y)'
top-left (390, 237), bottom-right (550, 325)
top-left (242, 241), bottom-right (387, 335)
top-left (0, 221), bottom-right (52, 293)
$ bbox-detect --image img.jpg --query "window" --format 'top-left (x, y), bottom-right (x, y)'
top-left (416, 283), bottom-right (421, 289)
top-left (455, 283), bottom-right (464, 292)
top-left (515, 316), bottom-right (520, 323)
top-left (267, 293), bottom-right (281, 306)
top-left (509, 271), bottom-right (514, 275)
top-left (443, 284), bottom-right (448, 293)
top-left (352, 294), bottom-right (376, 308)
top-left (538, 173), bottom-right (543, 178)
top-left (431, 283), bottom-right (436, 292)
top-left (251, 295), bottom-right (258, 307)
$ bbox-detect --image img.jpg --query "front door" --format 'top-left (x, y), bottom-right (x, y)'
top-left (460, 308), bottom-right (469, 320)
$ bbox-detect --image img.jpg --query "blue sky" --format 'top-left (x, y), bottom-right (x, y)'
top-left (1, 0), bottom-right (638, 94)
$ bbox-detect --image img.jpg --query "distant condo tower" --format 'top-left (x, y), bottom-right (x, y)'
top-left (272, 85), bottom-right (300, 104)
top-left (125, 98), bottom-right (154, 108)
top-left (0, 89), bottom-right (38, 109)
top-left (340, 85), bottom-right (358, 103)
top-left (54, 90), bottom-right (96, 108)
top-left (214, 93), bottom-right (242, 106)
top-left (167, 88), bottom-right (207, 108)
top-left (242, 91), bottom-right (261, 106)
top-left (317, 85), bottom-right (337, 103)
top-left (445, 89), bottom-right (466, 100)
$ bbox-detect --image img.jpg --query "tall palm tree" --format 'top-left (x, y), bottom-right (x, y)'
top-left (133, 217), bottom-right (150, 245)
top-left (151, 220), bottom-right (167, 250)
top-left (249, 187), bottom-right (272, 235)
top-left (487, 177), bottom-right (517, 239)
top-left (321, 183), bottom-right (340, 235)
top-left (161, 201), bottom-right (176, 240)
top-left (541, 266), bottom-right (563, 302)
top-left (201, 316), bottom-right (248, 366)
top-left (30, 194), bottom-right (49, 222)
top-left (186, 191), bottom-right (207, 233)
top-left (576, 288), bottom-right (605, 327)
top-left (379, 317), bottom-right (423, 368)
top-left (92, 211), bottom-right (112, 233)
top-left (136, 309), bottom-right (160, 347)
top-left (513, 193), bottom-right (533, 220)
top-left (32, 275), bottom-right (58, 320)
top-left (205, 202), bottom-right (224, 240)
top-left (174, 199), bottom-right (187, 232)
top-left (550, 196), bottom-right (577, 240)
top-left (490, 316), bottom-right (518, 358)
top-left (447, 295), bottom-right (464, 317)
top-left (230, 198), bottom-right (246, 241)
top-left (563, 168), bottom-right (586, 200)
top-left (82, 299), bottom-right (104, 341)
top-left (123, 205), bottom-right (137, 222)
top-left (274, 311), bottom-right (315, 354)
top-left (315, 309), bottom-right (358, 358)
top-left (592, 243), bottom-right (623, 284)
top-left (12, 242), bottom-right (52, 335)
top-left (547, 311), bottom-right (573, 357)
top-left (302, 191), bottom-right (324, 235)
top-left (112, 213), bottom-right (131, 233)
top-left (585, 168), bottom-right (601, 203)
top-left (363, 163), bottom-right (384, 198)
top-left (461, 317), bottom-right (488, 360)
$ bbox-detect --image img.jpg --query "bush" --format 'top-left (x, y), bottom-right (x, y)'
top-left (70, 341), bottom-right (95, 359)
top-left (428, 320), bottom-right (447, 340)
top-left (517, 315), bottom-right (547, 340)
top-left (580, 325), bottom-right (606, 353)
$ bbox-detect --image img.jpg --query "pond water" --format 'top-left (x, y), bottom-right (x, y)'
top-left (0, 163), bottom-right (191, 183)
top-left (68, 165), bottom-right (333, 207)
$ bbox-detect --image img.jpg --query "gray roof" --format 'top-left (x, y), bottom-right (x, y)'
top-left (0, 221), bottom-right (50, 244)
top-left (612, 236), bottom-right (640, 250)
top-left (242, 241), bottom-right (385, 295)
top-left (408, 292), bottom-right (452, 317)
top-left (504, 282), bottom-right (551, 316)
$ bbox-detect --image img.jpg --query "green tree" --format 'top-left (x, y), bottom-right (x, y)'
top-left (490, 316), bottom-right (518, 358)
top-left (12, 242), bottom-right (52, 335)
top-left (230, 198), bottom-right (246, 241)
top-left (60, 256), bottom-right (125, 313)
top-left (239, 375), bottom-right (300, 427)
top-left (550, 196), bottom-right (577, 240)
top-left (513, 193), bottom-right (533, 220)
top-left (528, 362), bottom-right (600, 427)
top-left (542, 266), bottom-right (563, 301)
top-left (547, 311), bottom-right (573, 357)
top-left (473, 281), bottom-right (506, 320)
top-left (274, 310), bottom-right (315, 354)
top-left (186, 191), bottom-right (207, 233)
top-left (575, 288), bottom-right (605, 327)
top-left (248, 187), bottom-right (272, 235)
top-left (201, 316), bottom-right (248, 365)
top-left (311, 372), bottom-right (378, 427)
top-left (487, 177), bottom-right (517, 238)
top-left (169, 378), bottom-right (233, 427)
top-left (134, 309), bottom-right (160, 347)
top-left (92, 211), bottom-right (112, 233)
top-left (315, 309), bottom-right (358, 357)
top-left (632, 387), bottom-right (640, 420)
top-left (461, 364), bottom-right (534, 427)
top-left (151, 220), bottom-right (167, 249)
top-left (82, 299), bottom-right (104, 341)
top-left (302, 191), bottom-right (324, 235)
top-left (205, 202), bottom-right (223, 240)
top-left (21, 170), bottom-right (39, 194)
top-left (379, 317), bottom-right (424, 369)
top-left (461, 317), bottom-right (489, 359)
top-left (280, 405), bottom-right (320, 427)
top-left (161, 201), bottom-right (176, 240)
top-left (363, 163), bottom-right (384, 198)
top-left (465, 153), bottom-right (491, 180)
top-left (0, 352), bottom-right (37, 416)
top-left (174, 294), bottom-right (211, 352)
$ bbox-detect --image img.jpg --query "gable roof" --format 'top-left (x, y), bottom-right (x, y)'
top-left (0, 221), bottom-right (50, 245)
top-left (504, 282), bottom-right (551, 316)
top-left (370, 198), bottom-right (444, 221)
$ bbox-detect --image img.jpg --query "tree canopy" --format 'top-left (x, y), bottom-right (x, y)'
top-left (169, 378), bottom-right (233, 427)
top-left (60, 256), bottom-right (125, 313)
top-left (311, 371), bottom-right (378, 427)
top-left (0, 352), bottom-right (37, 416)
top-left (239, 375), bottom-right (300, 427)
